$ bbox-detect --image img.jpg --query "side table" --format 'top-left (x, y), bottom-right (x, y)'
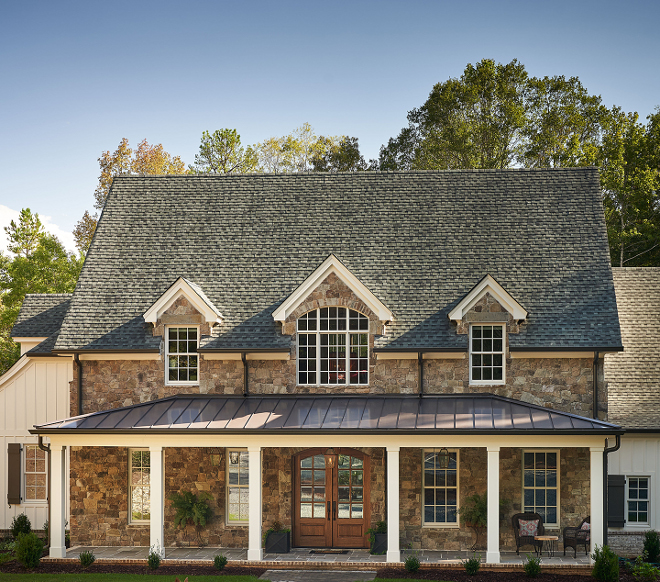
top-left (534, 535), bottom-right (559, 557)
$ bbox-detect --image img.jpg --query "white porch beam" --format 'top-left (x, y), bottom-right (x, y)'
top-left (49, 445), bottom-right (67, 558)
top-left (590, 447), bottom-right (605, 563)
top-left (486, 446), bottom-right (500, 564)
top-left (248, 446), bottom-right (263, 561)
top-left (149, 447), bottom-right (164, 556)
top-left (386, 446), bottom-right (401, 563)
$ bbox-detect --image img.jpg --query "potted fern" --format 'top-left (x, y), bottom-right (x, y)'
top-left (458, 493), bottom-right (510, 551)
top-left (263, 521), bottom-right (290, 553)
top-left (169, 490), bottom-right (212, 546)
top-left (366, 520), bottom-right (387, 554)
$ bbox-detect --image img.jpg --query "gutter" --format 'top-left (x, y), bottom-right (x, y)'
top-left (418, 352), bottom-right (424, 398)
top-left (38, 437), bottom-right (51, 549)
top-left (603, 434), bottom-right (622, 546)
top-left (74, 354), bottom-right (83, 415)
top-left (241, 353), bottom-right (248, 398)
top-left (593, 351), bottom-right (599, 420)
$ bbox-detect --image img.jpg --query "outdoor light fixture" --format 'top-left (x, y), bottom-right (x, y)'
top-left (229, 451), bottom-right (240, 465)
top-left (438, 447), bottom-right (450, 469)
top-left (209, 448), bottom-right (222, 467)
top-left (325, 448), bottom-right (336, 468)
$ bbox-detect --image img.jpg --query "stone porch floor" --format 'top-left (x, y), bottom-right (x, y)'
top-left (61, 545), bottom-right (591, 566)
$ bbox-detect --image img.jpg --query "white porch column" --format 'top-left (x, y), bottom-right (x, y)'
top-left (149, 446), bottom-right (164, 556)
top-left (486, 446), bottom-right (500, 564)
top-left (248, 446), bottom-right (263, 561)
top-left (386, 446), bottom-right (400, 563)
top-left (49, 445), bottom-right (67, 558)
top-left (590, 447), bottom-right (605, 562)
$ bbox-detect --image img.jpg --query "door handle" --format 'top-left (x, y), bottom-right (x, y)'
top-left (327, 501), bottom-right (331, 521)
top-left (333, 501), bottom-right (337, 520)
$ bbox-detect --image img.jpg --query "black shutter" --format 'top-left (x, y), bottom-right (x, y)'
top-left (7, 443), bottom-right (21, 505)
top-left (608, 474), bottom-right (626, 527)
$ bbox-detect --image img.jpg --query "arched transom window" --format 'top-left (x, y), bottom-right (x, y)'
top-left (297, 307), bottom-right (369, 385)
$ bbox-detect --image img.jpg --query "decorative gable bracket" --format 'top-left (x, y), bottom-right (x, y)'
top-left (143, 277), bottom-right (223, 325)
top-left (448, 274), bottom-right (527, 324)
top-left (272, 254), bottom-right (393, 323)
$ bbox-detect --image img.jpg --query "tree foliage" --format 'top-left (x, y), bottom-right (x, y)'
top-left (312, 136), bottom-right (371, 172)
top-left (191, 129), bottom-right (258, 174)
top-left (0, 209), bottom-right (83, 374)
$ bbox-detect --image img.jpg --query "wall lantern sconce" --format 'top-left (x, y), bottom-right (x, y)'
top-left (325, 448), bottom-right (336, 468)
top-left (209, 448), bottom-right (222, 467)
top-left (229, 451), bottom-right (240, 465)
top-left (437, 447), bottom-right (449, 469)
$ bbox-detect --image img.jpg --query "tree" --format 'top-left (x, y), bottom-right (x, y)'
top-left (74, 138), bottom-right (187, 253)
top-left (0, 209), bottom-right (83, 374)
top-left (312, 136), bottom-right (369, 172)
top-left (191, 129), bottom-right (258, 174)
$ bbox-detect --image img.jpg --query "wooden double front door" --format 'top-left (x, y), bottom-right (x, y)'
top-left (293, 448), bottom-right (370, 548)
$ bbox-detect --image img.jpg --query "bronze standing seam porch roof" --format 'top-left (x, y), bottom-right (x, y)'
top-left (31, 394), bottom-right (623, 436)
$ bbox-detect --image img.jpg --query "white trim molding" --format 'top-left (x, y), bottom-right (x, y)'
top-left (143, 277), bottom-right (223, 325)
top-left (272, 254), bottom-right (393, 323)
top-left (448, 274), bottom-right (527, 323)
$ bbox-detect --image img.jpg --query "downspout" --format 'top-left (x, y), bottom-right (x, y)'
top-left (418, 351), bottom-right (424, 398)
top-left (592, 351), bottom-right (599, 420)
top-left (242, 353), bottom-right (248, 398)
top-left (38, 437), bottom-right (51, 549)
top-left (603, 434), bottom-right (621, 546)
top-left (74, 354), bottom-right (83, 416)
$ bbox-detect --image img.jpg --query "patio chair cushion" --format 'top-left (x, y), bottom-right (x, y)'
top-left (581, 521), bottom-right (590, 541)
top-left (519, 519), bottom-right (539, 537)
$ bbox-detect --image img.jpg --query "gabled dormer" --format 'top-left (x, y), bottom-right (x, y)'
top-left (448, 274), bottom-right (527, 325)
top-left (143, 278), bottom-right (223, 325)
top-left (272, 254), bottom-right (393, 324)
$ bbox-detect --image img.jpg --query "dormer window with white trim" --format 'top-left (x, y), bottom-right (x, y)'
top-left (166, 326), bottom-right (199, 384)
top-left (470, 324), bottom-right (505, 384)
top-left (297, 308), bottom-right (369, 385)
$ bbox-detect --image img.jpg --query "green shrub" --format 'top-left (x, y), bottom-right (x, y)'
top-left (405, 553), bottom-right (421, 573)
top-left (592, 544), bottom-right (620, 582)
top-left (214, 554), bottom-right (228, 570)
top-left (15, 532), bottom-right (43, 569)
top-left (645, 531), bottom-right (660, 563)
top-left (147, 543), bottom-right (161, 570)
top-left (524, 553), bottom-right (542, 578)
top-left (0, 538), bottom-right (16, 552)
top-left (42, 521), bottom-right (49, 545)
top-left (461, 553), bottom-right (481, 576)
top-left (633, 555), bottom-right (660, 581)
top-left (79, 550), bottom-right (96, 568)
top-left (10, 513), bottom-right (31, 539)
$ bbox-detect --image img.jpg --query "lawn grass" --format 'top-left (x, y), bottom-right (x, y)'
top-left (0, 575), bottom-right (263, 582)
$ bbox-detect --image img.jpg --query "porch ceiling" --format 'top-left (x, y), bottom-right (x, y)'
top-left (31, 394), bottom-right (622, 435)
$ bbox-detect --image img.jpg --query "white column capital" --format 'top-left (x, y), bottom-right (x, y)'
top-left (149, 445), bottom-right (163, 452)
top-left (386, 446), bottom-right (400, 453)
top-left (248, 445), bottom-right (262, 453)
top-left (589, 447), bottom-right (605, 453)
top-left (487, 446), bottom-right (501, 452)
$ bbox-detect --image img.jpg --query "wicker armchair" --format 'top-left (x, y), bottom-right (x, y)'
top-left (563, 516), bottom-right (590, 558)
top-left (512, 512), bottom-right (545, 555)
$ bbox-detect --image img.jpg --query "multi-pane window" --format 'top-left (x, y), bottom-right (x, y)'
top-left (423, 450), bottom-right (458, 525)
top-left (297, 308), bottom-right (369, 385)
top-left (130, 449), bottom-right (150, 522)
top-left (523, 451), bottom-right (558, 526)
top-left (628, 477), bottom-right (649, 524)
top-left (470, 324), bottom-right (505, 384)
top-left (227, 450), bottom-right (249, 524)
top-left (166, 327), bottom-right (198, 383)
top-left (24, 445), bottom-right (47, 501)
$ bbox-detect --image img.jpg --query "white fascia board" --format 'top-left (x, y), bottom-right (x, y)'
top-left (272, 254), bottom-right (393, 323)
top-left (143, 278), bottom-right (223, 324)
top-left (12, 337), bottom-right (48, 343)
top-left (0, 354), bottom-right (31, 389)
top-left (448, 274), bottom-right (527, 322)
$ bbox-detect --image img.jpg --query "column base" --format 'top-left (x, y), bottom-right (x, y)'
top-left (386, 550), bottom-right (401, 562)
top-left (486, 552), bottom-right (500, 564)
top-left (247, 548), bottom-right (263, 561)
top-left (49, 546), bottom-right (66, 559)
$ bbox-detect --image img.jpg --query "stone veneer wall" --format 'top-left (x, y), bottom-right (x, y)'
top-left (399, 447), bottom-right (590, 552)
top-left (69, 446), bottom-right (384, 547)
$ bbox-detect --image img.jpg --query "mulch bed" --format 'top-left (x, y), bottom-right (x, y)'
top-left (375, 567), bottom-right (636, 581)
top-left (0, 559), bottom-right (266, 577)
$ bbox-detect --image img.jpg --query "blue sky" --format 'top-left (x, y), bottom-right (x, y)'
top-left (1, 0), bottom-right (659, 253)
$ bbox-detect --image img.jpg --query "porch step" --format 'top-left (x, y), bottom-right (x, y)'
top-left (260, 571), bottom-right (377, 582)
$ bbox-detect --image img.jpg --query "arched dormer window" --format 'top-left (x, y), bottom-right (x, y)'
top-left (297, 307), bottom-right (369, 385)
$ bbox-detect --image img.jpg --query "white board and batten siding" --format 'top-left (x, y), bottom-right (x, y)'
top-left (608, 435), bottom-right (660, 531)
top-left (0, 355), bottom-right (72, 531)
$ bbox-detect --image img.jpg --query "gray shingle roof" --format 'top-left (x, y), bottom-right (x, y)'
top-left (32, 393), bottom-right (622, 435)
top-left (11, 294), bottom-right (72, 338)
top-left (53, 169), bottom-right (621, 353)
top-left (606, 268), bottom-right (660, 429)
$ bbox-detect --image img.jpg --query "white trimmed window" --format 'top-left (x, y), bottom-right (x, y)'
top-left (24, 445), bottom-right (47, 502)
top-left (297, 307), bottom-right (369, 385)
top-left (129, 449), bottom-right (150, 523)
top-left (470, 324), bottom-right (505, 384)
top-left (166, 326), bottom-right (199, 384)
top-left (423, 450), bottom-right (458, 525)
top-left (627, 477), bottom-right (650, 524)
top-left (227, 449), bottom-right (249, 524)
top-left (523, 450), bottom-right (559, 526)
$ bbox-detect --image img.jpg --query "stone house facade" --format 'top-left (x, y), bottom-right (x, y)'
top-left (25, 169), bottom-right (623, 563)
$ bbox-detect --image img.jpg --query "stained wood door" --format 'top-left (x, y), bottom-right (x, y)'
top-left (293, 448), bottom-right (370, 548)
